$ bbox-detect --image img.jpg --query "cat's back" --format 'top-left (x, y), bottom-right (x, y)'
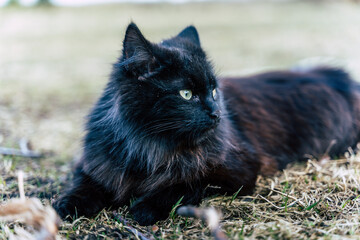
top-left (220, 67), bottom-right (360, 171)
top-left (221, 67), bottom-right (353, 98)
top-left (220, 67), bottom-right (356, 118)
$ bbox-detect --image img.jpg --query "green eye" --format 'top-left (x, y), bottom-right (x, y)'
top-left (179, 90), bottom-right (192, 100)
top-left (212, 89), bottom-right (217, 100)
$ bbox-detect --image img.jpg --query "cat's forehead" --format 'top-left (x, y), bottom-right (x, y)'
top-left (183, 56), bottom-right (215, 88)
top-left (155, 39), bottom-right (216, 89)
top-left (171, 56), bottom-right (216, 90)
top-left (173, 48), bottom-right (213, 75)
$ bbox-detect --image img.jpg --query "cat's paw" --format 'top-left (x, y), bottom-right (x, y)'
top-left (52, 198), bottom-right (75, 220)
top-left (129, 202), bottom-right (168, 226)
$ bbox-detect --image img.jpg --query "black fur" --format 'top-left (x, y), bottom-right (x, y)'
top-left (53, 23), bottom-right (360, 225)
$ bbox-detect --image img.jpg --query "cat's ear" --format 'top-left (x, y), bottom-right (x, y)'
top-left (123, 23), bottom-right (152, 60)
top-left (122, 23), bottom-right (160, 80)
top-left (177, 25), bottom-right (201, 46)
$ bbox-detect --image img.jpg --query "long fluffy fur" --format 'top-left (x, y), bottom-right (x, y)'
top-left (53, 23), bottom-right (360, 225)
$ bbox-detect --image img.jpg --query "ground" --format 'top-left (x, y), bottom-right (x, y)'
top-left (1, 1), bottom-right (360, 239)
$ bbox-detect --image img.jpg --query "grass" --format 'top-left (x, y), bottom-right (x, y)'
top-left (1, 1), bottom-right (360, 239)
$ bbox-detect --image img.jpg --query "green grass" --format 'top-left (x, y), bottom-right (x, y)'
top-left (1, 1), bottom-right (360, 239)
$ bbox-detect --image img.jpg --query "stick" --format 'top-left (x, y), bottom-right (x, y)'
top-left (18, 171), bottom-right (25, 201)
top-left (112, 212), bottom-right (152, 240)
top-left (0, 147), bottom-right (43, 158)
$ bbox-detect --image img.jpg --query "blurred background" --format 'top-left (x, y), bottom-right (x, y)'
top-left (1, 0), bottom-right (360, 163)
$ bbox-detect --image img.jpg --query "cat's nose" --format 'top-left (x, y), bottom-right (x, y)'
top-left (209, 110), bottom-right (221, 121)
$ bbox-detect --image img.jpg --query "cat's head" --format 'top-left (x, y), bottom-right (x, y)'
top-left (112, 23), bottom-right (222, 146)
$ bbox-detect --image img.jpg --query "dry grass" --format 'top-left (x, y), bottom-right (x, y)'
top-left (1, 1), bottom-right (360, 239)
top-left (1, 149), bottom-right (360, 239)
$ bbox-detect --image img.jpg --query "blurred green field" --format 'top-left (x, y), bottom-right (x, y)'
top-left (1, 1), bottom-right (360, 158)
top-left (1, 2), bottom-right (360, 239)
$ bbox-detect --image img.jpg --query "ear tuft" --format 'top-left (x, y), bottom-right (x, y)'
top-left (123, 22), bottom-right (152, 60)
top-left (177, 25), bottom-right (201, 46)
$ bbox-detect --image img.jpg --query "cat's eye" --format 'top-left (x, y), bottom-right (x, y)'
top-left (179, 90), bottom-right (192, 100)
top-left (212, 89), bottom-right (217, 100)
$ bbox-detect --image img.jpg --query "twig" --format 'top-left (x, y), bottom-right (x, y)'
top-left (0, 147), bottom-right (43, 158)
top-left (18, 171), bottom-right (25, 200)
top-left (257, 195), bottom-right (284, 209)
top-left (112, 212), bottom-right (152, 240)
top-left (177, 205), bottom-right (228, 240)
top-left (258, 194), bottom-right (304, 209)
top-left (0, 138), bottom-right (43, 158)
top-left (266, 188), bottom-right (306, 206)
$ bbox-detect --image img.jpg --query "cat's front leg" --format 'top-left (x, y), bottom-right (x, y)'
top-left (53, 167), bottom-right (114, 219)
top-left (129, 182), bottom-right (204, 225)
top-left (204, 146), bottom-right (261, 197)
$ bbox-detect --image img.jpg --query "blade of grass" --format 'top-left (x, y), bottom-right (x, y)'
top-left (305, 200), bottom-right (321, 211)
top-left (169, 196), bottom-right (184, 220)
top-left (229, 186), bottom-right (243, 206)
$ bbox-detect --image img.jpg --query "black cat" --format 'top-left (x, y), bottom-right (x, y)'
top-left (53, 23), bottom-right (360, 225)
